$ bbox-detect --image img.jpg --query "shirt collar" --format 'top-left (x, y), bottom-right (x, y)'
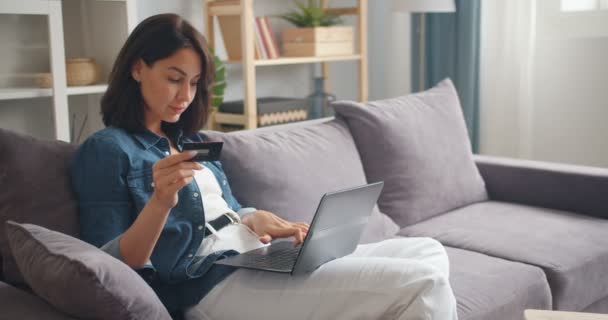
top-left (132, 126), bottom-right (185, 150)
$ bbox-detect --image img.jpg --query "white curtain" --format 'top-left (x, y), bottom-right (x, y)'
top-left (480, 0), bottom-right (608, 167)
top-left (479, 0), bottom-right (537, 158)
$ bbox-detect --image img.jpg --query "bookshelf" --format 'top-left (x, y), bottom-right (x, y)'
top-left (0, 0), bottom-right (137, 142)
top-left (203, 0), bottom-right (368, 130)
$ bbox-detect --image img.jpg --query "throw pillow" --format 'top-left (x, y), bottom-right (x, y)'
top-left (202, 118), bottom-right (399, 244)
top-left (0, 128), bottom-right (79, 285)
top-left (333, 79), bottom-right (488, 227)
top-left (5, 221), bottom-right (171, 320)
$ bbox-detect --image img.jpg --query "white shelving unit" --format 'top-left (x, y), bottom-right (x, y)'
top-left (0, 88), bottom-right (53, 100)
top-left (0, 0), bottom-right (137, 142)
top-left (66, 84), bottom-right (108, 96)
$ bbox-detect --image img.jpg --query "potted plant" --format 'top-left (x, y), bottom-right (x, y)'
top-left (280, 0), bottom-right (354, 57)
top-left (206, 52), bottom-right (226, 129)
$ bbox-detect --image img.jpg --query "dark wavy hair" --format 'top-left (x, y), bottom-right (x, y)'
top-left (101, 13), bottom-right (214, 136)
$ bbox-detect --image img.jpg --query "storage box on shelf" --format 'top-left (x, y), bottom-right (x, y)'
top-left (203, 0), bottom-right (368, 131)
top-left (282, 26), bottom-right (354, 57)
top-left (218, 97), bottom-right (309, 130)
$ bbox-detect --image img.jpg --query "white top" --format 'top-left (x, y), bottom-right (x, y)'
top-left (194, 166), bottom-right (265, 257)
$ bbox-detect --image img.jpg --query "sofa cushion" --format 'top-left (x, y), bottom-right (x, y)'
top-left (0, 281), bottom-right (77, 320)
top-left (399, 201), bottom-right (608, 311)
top-left (202, 118), bottom-right (399, 244)
top-left (0, 129), bottom-right (79, 285)
top-left (333, 79), bottom-right (488, 227)
top-left (444, 246), bottom-right (551, 320)
top-left (583, 295), bottom-right (608, 314)
top-left (5, 221), bottom-right (171, 320)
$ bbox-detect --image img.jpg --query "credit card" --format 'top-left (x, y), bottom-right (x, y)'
top-left (182, 141), bottom-right (223, 162)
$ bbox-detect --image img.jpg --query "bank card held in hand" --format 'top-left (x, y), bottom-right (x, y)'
top-left (182, 141), bottom-right (223, 162)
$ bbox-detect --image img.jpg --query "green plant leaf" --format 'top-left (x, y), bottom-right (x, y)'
top-left (210, 53), bottom-right (226, 111)
top-left (280, 0), bottom-right (343, 28)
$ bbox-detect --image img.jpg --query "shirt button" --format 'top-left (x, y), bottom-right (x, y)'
top-left (198, 225), bottom-right (203, 230)
top-left (193, 192), bottom-right (199, 198)
top-left (164, 151), bottom-right (170, 156)
top-left (188, 254), bottom-right (193, 258)
top-left (223, 180), bottom-right (227, 186)
top-left (150, 182), bottom-right (155, 188)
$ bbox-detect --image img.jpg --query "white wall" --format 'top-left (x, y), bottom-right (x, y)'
top-left (332, 0), bottom-right (412, 101)
top-left (480, 0), bottom-right (608, 167)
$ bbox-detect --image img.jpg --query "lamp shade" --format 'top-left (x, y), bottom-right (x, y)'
top-left (392, 0), bottom-right (456, 13)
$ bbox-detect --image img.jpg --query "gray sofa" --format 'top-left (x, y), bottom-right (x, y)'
top-left (1, 81), bottom-right (607, 320)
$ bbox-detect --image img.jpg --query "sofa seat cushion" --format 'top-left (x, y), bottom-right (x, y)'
top-left (444, 246), bottom-right (551, 320)
top-left (333, 79), bottom-right (488, 228)
top-left (202, 118), bottom-right (399, 244)
top-left (0, 128), bottom-right (79, 285)
top-left (0, 281), bottom-right (77, 320)
top-left (399, 201), bottom-right (608, 311)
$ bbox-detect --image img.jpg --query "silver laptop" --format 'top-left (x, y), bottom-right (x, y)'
top-left (214, 181), bottom-right (384, 275)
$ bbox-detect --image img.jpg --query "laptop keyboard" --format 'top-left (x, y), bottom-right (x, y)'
top-left (239, 245), bottom-right (301, 270)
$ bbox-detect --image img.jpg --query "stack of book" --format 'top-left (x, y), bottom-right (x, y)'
top-left (218, 15), bottom-right (280, 60)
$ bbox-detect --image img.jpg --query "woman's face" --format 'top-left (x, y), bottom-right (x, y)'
top-left (132, 47), bottom-right (202, 131)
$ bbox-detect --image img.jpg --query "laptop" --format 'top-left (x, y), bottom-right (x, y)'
top-left (214, 181), bottom-right (384, 275)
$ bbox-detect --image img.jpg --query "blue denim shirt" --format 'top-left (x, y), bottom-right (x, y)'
top-left (70, 126), bottom-right (252, 312)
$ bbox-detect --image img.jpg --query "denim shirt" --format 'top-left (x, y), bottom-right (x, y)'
top-left (70, 126), bottom-right (251, 312)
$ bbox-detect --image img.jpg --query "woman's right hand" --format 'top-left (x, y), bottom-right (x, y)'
top-left (151, 150), bottom-right (203, 209)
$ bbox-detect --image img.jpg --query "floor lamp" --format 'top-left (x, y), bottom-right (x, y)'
top-left (393, 0), bottom-right (456, 92)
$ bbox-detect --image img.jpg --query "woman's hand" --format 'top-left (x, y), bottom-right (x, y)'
top-left (151, 150), bottom-right (203, 210)
top-left (242, 210), bottom-right (310, 245)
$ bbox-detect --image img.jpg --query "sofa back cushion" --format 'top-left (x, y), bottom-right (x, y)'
top-left (0, 129), bottom-right (79, 285)
top-left (202, 118), bottom-right (399, 243)
top-left (333, 79), bottom-right (488, 227)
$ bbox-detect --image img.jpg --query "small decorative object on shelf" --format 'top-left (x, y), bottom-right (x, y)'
top-left (34, 73), bottom-right (53, 88)
top-left (31, 59), bottom-right (101, 88)
top-left (280, 0), bottom-right (354, 57)
top-left (66, 58), bottom-right (100, 86)
top-left (307, 77), bottom-right (336, 119)
top-left (219, 97), bottom-right (309, 130)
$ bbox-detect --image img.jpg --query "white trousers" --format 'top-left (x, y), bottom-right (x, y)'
top-left (186, 237), bottom-right (458, 320)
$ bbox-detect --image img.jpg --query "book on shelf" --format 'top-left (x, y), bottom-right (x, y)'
top-left (263, 17), bottom-right (281, 59)
top-left (217, 15), bottom-right (263, 60)
top-left (255, 17), bottom-right (270, 59)
top-left (216, 7), bottom-right (282, 60)
top-left (254, 17), bottom-right (268, 59)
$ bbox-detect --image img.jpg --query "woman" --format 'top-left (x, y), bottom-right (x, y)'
top-left (71, 13), bottom-right (458, 320)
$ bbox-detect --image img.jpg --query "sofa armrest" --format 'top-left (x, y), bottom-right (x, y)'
top-left (0, 281), bottom-right (78, 319)
top-left (474, 154), bottom-right (608, 219)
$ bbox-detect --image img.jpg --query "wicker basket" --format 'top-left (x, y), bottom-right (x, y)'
top-left (66, 58), bottom-right (100, 86)
top-left (218, 97), bottom-right (309, 131)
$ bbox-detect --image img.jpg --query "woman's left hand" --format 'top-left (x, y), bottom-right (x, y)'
top-left (242, 210), bottom-right (309, 245)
